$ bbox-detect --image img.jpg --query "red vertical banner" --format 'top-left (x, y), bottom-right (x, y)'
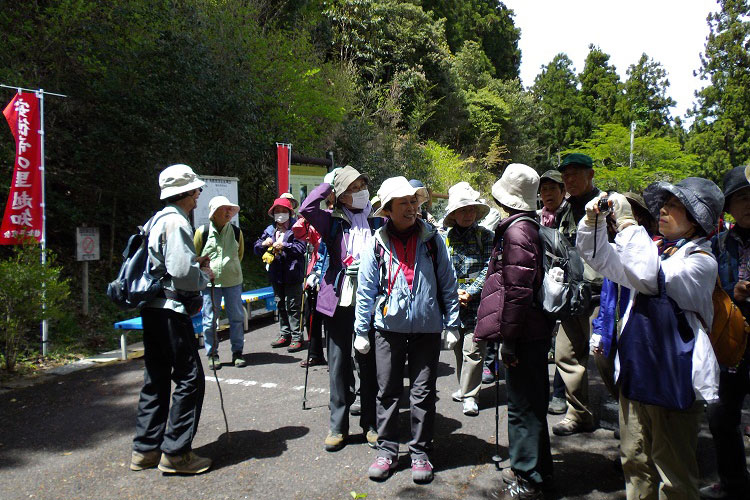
top-left (276, 143), bottom-right (291, 196)
top-left (1, 92), bottom-right (43, 244)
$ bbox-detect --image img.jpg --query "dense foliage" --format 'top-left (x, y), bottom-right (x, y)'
top-left (0, 0), bottom-right (748, 357)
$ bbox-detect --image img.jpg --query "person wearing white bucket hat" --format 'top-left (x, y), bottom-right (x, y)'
top-left (441, 182), bottom-right (494, 416)
top-left (130, 164), bottom-right (214, 475)
top-left (475, 164), bottom-right (556, 498)
top-left (194, 196), bottom-right (246, 369)
top-left (354, 176), bottom-right (460, 483)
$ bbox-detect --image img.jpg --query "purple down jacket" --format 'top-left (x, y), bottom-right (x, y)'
top-left (474, 213), bottom-right (554, 343)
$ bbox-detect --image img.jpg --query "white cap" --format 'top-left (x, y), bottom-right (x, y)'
top-left (159, 164), bottom-right (205, 200)
top-left (374, 176), bottom-right (429, 217)
top-left (208, 195), bottom-right (240, 220)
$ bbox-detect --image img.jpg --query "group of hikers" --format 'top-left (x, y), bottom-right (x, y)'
top-left (127, 157), bottom-right (750, 500)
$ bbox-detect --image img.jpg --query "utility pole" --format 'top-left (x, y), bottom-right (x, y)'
top-left (629, 121), bottom-right (636, 168)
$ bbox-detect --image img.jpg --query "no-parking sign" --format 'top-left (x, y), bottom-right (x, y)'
top-left (76, 227), bottom-right (100, 261)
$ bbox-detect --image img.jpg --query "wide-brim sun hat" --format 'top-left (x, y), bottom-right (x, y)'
top-left (374, 176), bottom-right (429, 217)
top-left (443, 181), bottom-right (490, 227)
top-left (208, 195), bottom-right (240, 220)
top-left (280, 192), bottom-right (299, 210)
top-left (722, 166), bottom-right (750, 210)
top-left (159, 164), bottom-right (205, 200)
top-left (267, 197), bottom-right (295, 217)
top-left (643, 177), bottom-right (724, 234)
top-left (491, 163), bottom-right (540, 212)
top-left (333, 165), bottom-right (370, 199)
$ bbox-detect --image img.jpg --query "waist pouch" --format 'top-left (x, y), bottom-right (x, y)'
top-left (164, 289), bottom-right (203, 316)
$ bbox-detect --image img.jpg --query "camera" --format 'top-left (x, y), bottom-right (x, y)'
top-left (597, 196), bottom-right (610, 214)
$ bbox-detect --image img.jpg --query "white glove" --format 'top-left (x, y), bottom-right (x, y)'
top-left (445, 328), bottom-right (460, 350)
top-left (305, 272), bottom-right (320, 290)
top-left (584, 192), bottom-right (608, 227)
top-left (353, 334), bottom-right (371, 354)
top-left (609, 192), bottom-right (637, 232)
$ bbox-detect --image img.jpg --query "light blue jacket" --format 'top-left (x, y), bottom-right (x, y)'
top-left (354, 220), bottom-right (460, 336)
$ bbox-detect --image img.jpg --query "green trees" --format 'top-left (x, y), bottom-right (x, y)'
top-left (580, 45), bottom-right (622, 129)
top-left (617, 53), bottom-right (676, 135)
top-left (688, 0), bottom-right (750, 181)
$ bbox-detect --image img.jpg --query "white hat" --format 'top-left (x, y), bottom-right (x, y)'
top-left (279, 192), bottom-right (298, 210)
top-left (159, 164), bottom-right (205, 200)
top-left (443, 182), bottom-right (490, 227)
top-left (208, 195), bottom-right (240, 220)
top-left (491, 163), bottom-right (539, 212)
top-left (374, 176), bottom-right (429, 217)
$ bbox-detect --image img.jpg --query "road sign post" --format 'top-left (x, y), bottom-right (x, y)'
top-left (76, 227), bottom-right (99, 316)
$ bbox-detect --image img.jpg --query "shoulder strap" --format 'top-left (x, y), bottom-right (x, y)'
top-left (231, 223), bottom-right (240, 242)
top-left (425, 234), bottom-right (446, 314)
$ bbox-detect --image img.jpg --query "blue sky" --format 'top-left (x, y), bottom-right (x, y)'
top-left (502, 0), bottom-right (718, 123)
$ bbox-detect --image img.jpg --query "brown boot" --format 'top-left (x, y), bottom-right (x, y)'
top-left (130, 449), bottom-right (161, 471)
top-left (496, 476), bottom-right (544, 500)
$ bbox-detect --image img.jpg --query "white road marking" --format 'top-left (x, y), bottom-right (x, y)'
top-left (205, 376), bottom-right (327, 394)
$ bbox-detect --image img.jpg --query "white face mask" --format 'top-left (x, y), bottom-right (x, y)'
top-left (274, 212), bottom-right (289, 224)
top-left (350, 189), bottom-right (370, 210)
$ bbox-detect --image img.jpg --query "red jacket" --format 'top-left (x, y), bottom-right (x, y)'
top-left (475, 213), bottom-right (553, 343)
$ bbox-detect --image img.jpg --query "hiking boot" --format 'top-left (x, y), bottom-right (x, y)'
top-left (482, 367), bottom-right (495, 384)
top-left (130, 449), bottom-right (161, 471)
top-left (232, 352), bottom-right (246, 368)
top-left (451, 389), bottom-right (463, 402)
top-left (271, 336), bottom-right (291, 348)
top-left (368, 456), bottom-right (394, 481)
top-left (365, 429), bottom-right (378, 448)
top-left (411, 458), bottom-right (434, 484)
top-left (496, 476), bottom-right (544, 500)
top-left (547, 397), bottom-right (567, 415)
top-left (287, 340), bottom-right (305, 353)
top-left (350, 395), bottom-right (362, 416)
top-left (552, 417), bottom-right (595, 436)
top-left (463, 397), bottom-right (479, 416)
top-left (300, 357), bottom-right (326, 368)
top-left (502, 467), bottom-right (516, 484)
top-left (324, 432), bottom-right (346, 452)
top-left (208, 355), bottom-right (221, 371)
top-left (699, 483), bottom-right (729, 499)
top-left (157, 451), bottom-right (211, 474)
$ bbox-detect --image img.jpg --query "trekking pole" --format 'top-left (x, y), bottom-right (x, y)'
top-left (299, 288), bottom-right (311, 410)
top-left (492, 341), bottom-right (503, 470)
top-left (210, 279), bottom-right (231, 444)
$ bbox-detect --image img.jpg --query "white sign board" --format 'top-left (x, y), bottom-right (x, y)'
top-left (76, 227), bottom-right (100, 261)
top-left (194, 176), bottom-right (240, 229)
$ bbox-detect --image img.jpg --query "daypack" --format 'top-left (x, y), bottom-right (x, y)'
top-left (195, 223), bottom-right (241, 256)
top-left (508, 216), bottom-right (591, 319)
top-left (106, 211), bottom-right (171, 310)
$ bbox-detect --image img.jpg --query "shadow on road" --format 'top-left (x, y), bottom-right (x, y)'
top-left (241, 351), bottom-right (302, 366)
top-left (194, 425), bottom-right (309, 471)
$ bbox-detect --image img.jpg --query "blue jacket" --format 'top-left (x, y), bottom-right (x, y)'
top-left (354, 220), bottom-right (460, 336)
top-left (712, 229), bottom-right (741, 298)
top-left (253, 220), bottom-right (306, 285)
top-left (592, 278), bottom-right (629, 357)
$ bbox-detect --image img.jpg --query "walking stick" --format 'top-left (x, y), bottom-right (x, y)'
top-left (299, 288), bottom-right (312, 409)
top-left (492, 341), bottom-right (503, 470)
top-left (210, 279), bottom-right (231, 443)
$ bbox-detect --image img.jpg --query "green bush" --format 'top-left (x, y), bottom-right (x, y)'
top-left (0, 242), bottom-right (70, 371)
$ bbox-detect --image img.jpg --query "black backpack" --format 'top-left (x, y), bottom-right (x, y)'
top-left (106, 211), bottom-right (171, 310)
top-left (508, 217), bottom-right (591, 319)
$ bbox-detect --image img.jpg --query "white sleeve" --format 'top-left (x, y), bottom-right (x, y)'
top-left (576, 219), bottom-right (659, 295)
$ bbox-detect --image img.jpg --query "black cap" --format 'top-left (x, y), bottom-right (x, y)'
top-left (722, 166), bottom-right (750, 210)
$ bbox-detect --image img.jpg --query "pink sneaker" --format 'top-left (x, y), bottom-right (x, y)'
top-left (411, 458), bottom-right (434, 483)
top-left (368, 456), bottom-right (394, 481)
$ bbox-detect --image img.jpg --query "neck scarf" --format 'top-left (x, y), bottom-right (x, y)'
top-left (654, 236), bottom-right (688, 260)
top-left (341, 204), bottom-right (372, 260)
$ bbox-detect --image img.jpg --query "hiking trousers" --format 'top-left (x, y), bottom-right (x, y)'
top-left (133, 308), bottom-right (205, 456)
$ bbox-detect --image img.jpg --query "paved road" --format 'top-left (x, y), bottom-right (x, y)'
top-left (0, 316), bottom-right (741, 500)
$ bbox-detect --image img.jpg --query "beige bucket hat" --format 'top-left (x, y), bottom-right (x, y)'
top-left (159, 164), bottom-right (205, 200)
top-left (208, 195), bottom-right (240, 220)
top-left (491, 163), bottom-right (539, 212)
top-left (443, 182), bottom-right (490, 227)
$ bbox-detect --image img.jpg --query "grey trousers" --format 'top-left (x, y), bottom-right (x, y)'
top-left (374, 330), bottom-right (441, 461)
top-left (452, 328), bottom-right (487, 399)
top-left (273, 282), bottom-right (303, 341)
top-left (556, 307), bottom-right (598, 424)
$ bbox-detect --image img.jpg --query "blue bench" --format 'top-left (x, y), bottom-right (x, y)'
top-left (113, 286), bottom-right (276, 360)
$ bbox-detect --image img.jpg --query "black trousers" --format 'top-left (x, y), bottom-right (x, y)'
top-left (706, 358), bottom-right (750, 496)
top-left (507, 338), bottom-right (553, 485)
top-left (133, 308), bottom-right (205, 455)
top-left (304, 289), bottom-right (325, 360)
top-left (323, 307), bottom-right (377, 434)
